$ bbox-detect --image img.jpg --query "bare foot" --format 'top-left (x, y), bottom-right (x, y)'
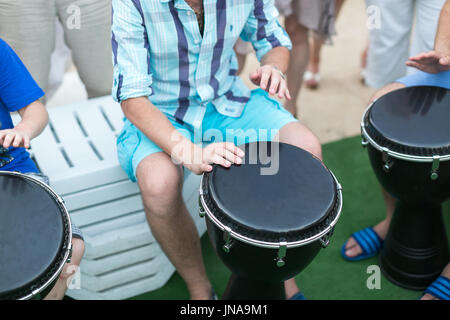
top-left (421, 263), bottom-right (450, 300)
top-left (344, 219), bottom-right (390, 258)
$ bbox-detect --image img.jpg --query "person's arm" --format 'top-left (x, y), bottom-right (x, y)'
top-left (0, 101), bottom-right (48, 149)
top-left (112, 1), bottom-right (243, 174)
top-left (0, 38), bottom-right (47, 149)
top-left (406, 0), bottom-right (450, 73)
top-left (242, 0), bottom-right (292, 99)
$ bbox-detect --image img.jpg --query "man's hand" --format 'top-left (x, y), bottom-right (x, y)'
top-left (182, 142), bottom-right (244, 175)
top-left (250, 65), bottom-right (291, 100)
top-left (406, 51), bottom-right (450, 74)
top-left (0, 128), bottom-right (31, 149)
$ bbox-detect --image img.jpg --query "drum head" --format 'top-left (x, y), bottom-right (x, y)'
top-left (0, 172), bottom-right (65, 299)
top-left (367, 86), bottom-right (450, 155)
top-left (205, 142), bottom-right (337, 242)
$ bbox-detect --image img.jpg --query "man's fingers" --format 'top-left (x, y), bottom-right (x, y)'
top-left (278, 80), bottom-right (288, 99)
top-left (224, 142), bottom-right (244, 158)
top-left (23, 135), bottom-right (31, 149)
top-left (212, 154), bottom-right (231, 167)
top-left (439, 56), bottom-right (450, 66)
top-left (12, 133), bottom-right (23, 148)
top-left (268, 71), bottom-right (281, 95)
top-left (3, 133), bottom-right (15, 148)
top-left (259, 68), bottom-right (271, 90)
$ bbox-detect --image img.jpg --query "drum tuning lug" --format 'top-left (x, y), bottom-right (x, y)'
top-left (361, 136), bottom-right (368, 148)
top-left (319, 228), bottom-right (335, 248)
top-left (67, 246), bottom-right (73, 263)
top-left (222, 227), bottom-right (233, 253)
top-left (382, 148), bottom-right (393, 172)
top-left (198, 195), bottom-right (206, 218)
top-left (430, 156), bottom-right (440, 180)
top-left (276, 242), bottom-right (287, 267)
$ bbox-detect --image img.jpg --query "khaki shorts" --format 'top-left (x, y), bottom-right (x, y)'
top-left (0, 0), bottom-right (113, 100)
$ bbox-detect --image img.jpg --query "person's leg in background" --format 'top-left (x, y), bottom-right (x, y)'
top-left (283, 15), bottom-right (309, 117)
top-left (57, 0), bottom-right (113, 98)
top-left (407, 0), bottom-right (446, 75)
top-left (364, 0), bottom-right (414, 89)
top-left (342, 82), bottom-right (403, 259)
top-left (0, 0), bottom-right (56, 100)
top-left (44, 237), bottom-right (85, 300)
top-left (304, 0), bottom-right (346, 89)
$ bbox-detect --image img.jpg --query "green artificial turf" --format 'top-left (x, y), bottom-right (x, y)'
top-left (130, 135), bottom-right (450, 300)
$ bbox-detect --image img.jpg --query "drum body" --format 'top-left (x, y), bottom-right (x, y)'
top-left (200, 142), bottom-right (342, 299)
top-left (361, 86), bottom-right (450, 290)
top-left (0, 171), bottom-right (72, 300)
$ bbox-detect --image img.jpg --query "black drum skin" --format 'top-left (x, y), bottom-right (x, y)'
top-left (0, 172), bottom-right (71, 300)
top-left (362, 86), bottom-right (450, 290)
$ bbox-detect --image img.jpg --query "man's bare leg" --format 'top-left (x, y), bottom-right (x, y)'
top-left (343, 82), bottom-right (405, 258)
top-left (136, 152), bottom-right (211, 300)
top-left (284, 16), bottom-right (309, 117)
top-left (275, 121), bottom-right (323, 298)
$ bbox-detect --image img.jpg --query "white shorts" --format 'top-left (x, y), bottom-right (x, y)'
top-left (365, 0), bottom-right (446, 89)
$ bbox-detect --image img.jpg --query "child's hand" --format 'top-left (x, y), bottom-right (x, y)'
top-left (0, 129), bottom-right (31, 149)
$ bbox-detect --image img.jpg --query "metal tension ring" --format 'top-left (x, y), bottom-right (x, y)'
top-left (431, 156), bottom-right (440, 180)
top-left (275, 241), bottom-right (287, 267)
top-left (222, 227), bottom-right (234, 253)
top-left (382, 148), bottom-right (393, 172)
top-left (319, 227), bottom-right (335, 248)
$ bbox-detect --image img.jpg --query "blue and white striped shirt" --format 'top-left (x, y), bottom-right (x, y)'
top-left (111, 0), bottom-right (292, 128)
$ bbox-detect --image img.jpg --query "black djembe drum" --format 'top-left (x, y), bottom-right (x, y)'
top-left (361, 86), bottom-right (450, 290)
top-left (199, 142), bottom-right (343, 299)
top-left (0, 171), bottom-right (72, 300)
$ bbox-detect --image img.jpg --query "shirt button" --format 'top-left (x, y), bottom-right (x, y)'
top-left (187, 11), bottom-right (192, 16)
top-left (194, 39), bottom-right (200, 44)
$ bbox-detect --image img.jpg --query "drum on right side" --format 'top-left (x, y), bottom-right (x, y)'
top-left (361, 86), bottom-right (450, 290)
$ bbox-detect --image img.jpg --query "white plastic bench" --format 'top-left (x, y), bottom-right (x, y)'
top-left (14, 96), bottom-right (204, 300)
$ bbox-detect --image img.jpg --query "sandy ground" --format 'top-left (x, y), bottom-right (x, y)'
top-left (47, 0), bottom-right (376, 144)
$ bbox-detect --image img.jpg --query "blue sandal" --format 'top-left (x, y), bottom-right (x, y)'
top-left (341, 227), bottom-right (383, 261)
top-left (289, 292), bottom-right (306, 300)
top-left (421, 276), bottom-right (450, 300)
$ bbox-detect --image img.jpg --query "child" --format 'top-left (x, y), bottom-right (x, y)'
top-left (0, 37), bottom-right (84, 300)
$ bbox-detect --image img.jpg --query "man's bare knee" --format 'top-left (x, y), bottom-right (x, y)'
top-left (136, 153), bottom-right (183, 215)
top-left (371, 82), bottom-right (406, 101)
top-left (276, 122), bottom-right (322, 159)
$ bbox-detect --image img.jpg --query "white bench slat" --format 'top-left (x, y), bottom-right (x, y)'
top-left (66, 266), bottom-right (175, 300)
top-left (30, 126), bottom-right (71, 174)
top-left (70, 194), bottom-right (144, 227)
top-left (49, 109), bottom-right (99, 166)
top-left (75, 104), bottom-right (119, 161)
top-left (83, 213), bottom-right (206, 259)
top-left (82, 211), bottom-right (146, 236)
top-left (79, 243), bottom-right (161, 276)
top-left (94, 97), bottom-right (125, 134)
top-left (80, 254), bottom-right (170, 292)
top-left (50, 165), bottom-right (127, 196)
top-left (62, 180), bottom-right (140, 211)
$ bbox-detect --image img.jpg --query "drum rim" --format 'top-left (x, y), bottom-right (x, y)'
top-left (361, 87), bottom-right (450, 162)
top-left (0, 171), bottom-right (72, 300)
top-left (199, 170), bottom-right (343, 249)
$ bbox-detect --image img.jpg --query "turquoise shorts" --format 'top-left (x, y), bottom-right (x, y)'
top-left (117, 89), bottom-right (297, 182)
top-left (396, 70), bottom-right (450, 90)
